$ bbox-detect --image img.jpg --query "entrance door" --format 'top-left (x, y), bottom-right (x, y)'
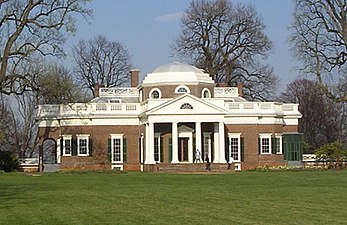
top-left (178, 137), bottom-right (189, 162)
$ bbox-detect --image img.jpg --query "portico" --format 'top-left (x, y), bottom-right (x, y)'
top-left (142, 93), bottom-right (228, 166)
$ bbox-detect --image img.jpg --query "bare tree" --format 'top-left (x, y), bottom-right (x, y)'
top-left (290, 0), bottom-right (347, 102)
top-left (0, 94), bottom-right (37, 158)
top-left (73, 35), bottom-right (132, 97)
top-left (171, 0), bottom-right (277, 101)
top-left (36, 63), bottom-right (87, 104)
top-left (280, 78), bottom-right (346, 152)
top-left (0, 0), bottom-right (91, 95)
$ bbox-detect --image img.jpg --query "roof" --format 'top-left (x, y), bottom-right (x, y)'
top-left (142, 62), bottom-right (214, 86)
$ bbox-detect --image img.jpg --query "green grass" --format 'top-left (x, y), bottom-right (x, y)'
top-left (1, 170), bottom-right (347, 225)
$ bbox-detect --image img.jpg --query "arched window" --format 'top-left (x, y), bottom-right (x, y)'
top-left (202, 88), bottom-right (211, 98)
top-left (149, 88), bottom-right (161, 99)
top-left (180, 103), bottom-right (193, 109)
top-left (175, 85), bottom-right (190, 94)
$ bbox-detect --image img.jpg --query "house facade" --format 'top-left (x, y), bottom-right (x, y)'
top-left (37, 62), bottom-right (302, 172)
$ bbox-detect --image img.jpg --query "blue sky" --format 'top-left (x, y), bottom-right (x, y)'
top-left (64, 0), bottom-right (298, 90)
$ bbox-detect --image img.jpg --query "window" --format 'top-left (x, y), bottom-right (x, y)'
top-left (62, 135), bottom-right (72, 156)
top-left (259, 134), bottom-right (271, 154)
top-left (202, 88), bottom-right (211, 98)
top-left (228, 134), bottom-right (241, 161)
top-left (77, 135), bottom-right (90, 156)
top-left (154, 133), bottom-right (161, 162)
top-left (111, 134), bottom-right (124, 163)
top-left (149, 88), bottom-right (161, 99)
top-left (175, 85), bottom-right (190, 94)
top-left (203, 133), bottom-right (211, 161)
top-left (180, 103), bottom-right (193, 109)
top-left (274, 134), bottom-right (282, 154)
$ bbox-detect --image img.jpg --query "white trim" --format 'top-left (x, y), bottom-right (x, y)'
top-left (228, 133), bottom-right (241, 162)
top-left (234, 163), bottom-right (241, 171)
top-left (76, 134), bottom-right (90, 156)
top-left (259, 133), bottom-right (272, 155)
top-left (175, 85), bottom-right (190, 94)
top-left (62, 135), bottom-right (72, 156)
top-left (149, 88), bottom-right (162, 99)
top-left (110, 134), bottom-right (124, 163)
top-left (274, 133), bottom-right (283, 154)
top-left (203, 132), bottom-right (211, 162)
top-left (111, 165), bottom-right (123, 171)
top-left (201, 88), bottom-right (211, 98)
top-left (154, 133), bottom-right (161, 163)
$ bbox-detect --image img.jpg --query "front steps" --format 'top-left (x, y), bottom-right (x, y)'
top-left (155, 163), bottom-right (235, 173)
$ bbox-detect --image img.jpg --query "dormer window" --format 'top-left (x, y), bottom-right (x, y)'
top-left (149, 88), bottom-right (161, 99)
top-left (202, 88), bottom-right (211, 98)
top-left (175, 85), bottom-right (190, 94)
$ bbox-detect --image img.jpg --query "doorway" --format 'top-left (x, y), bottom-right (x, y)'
top-left (178, 137), bottom-right (189, 162)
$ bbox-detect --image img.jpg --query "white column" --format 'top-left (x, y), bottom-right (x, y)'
top-left (219, 121), bottom-right (227, 163)
top-left (145, 124), bottom-right (150, 164)
top-left (148, 123), bottom-right (156, 164)
top-left (171, 122), bottom-right (179, 163)
top-left (213, 123), bottom-right (219, 163)
top-left (195, 122), bottom-right (202, 162)
top-left (57, 138), bottom-right (61, 164)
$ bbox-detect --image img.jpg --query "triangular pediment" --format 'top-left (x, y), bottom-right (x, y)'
top-left (145, 94), bottom-right (228, 116)
top-left (178, 125), bottom-right (194, 133)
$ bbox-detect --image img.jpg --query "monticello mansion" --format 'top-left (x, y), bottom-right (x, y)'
top-left (37, 62), bottom-right (303, 172)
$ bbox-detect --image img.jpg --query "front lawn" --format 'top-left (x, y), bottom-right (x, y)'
top-left (0, 170), bottom-right (346, 225)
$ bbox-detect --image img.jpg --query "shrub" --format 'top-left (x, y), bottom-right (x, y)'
top-left (0, 150), bottom-right (19, 172)
top-left (315, 141), bottom-right (347, 169)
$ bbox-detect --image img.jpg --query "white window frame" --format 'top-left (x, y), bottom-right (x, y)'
top-left (275, 134), bottom-right (283, 154)
top-left (201, 88), bottom-right (211, 98)
top-left (203, 132), bottom-right (212, 161)
top-left (175, 85), bottom-right (190, 94)
top-left (228, 133), bottom-right (241, 162)
top-left (77, 134), bottom-right (90, 156)
top-left (259, 134), bottom-right (272, 155)
top-left (154, 133), bottom-right (161, 163)
top-left (62, 135), bottom-right (72, 156)
top-left (110, 134), bottom-right (124, 163)
top-left (149, 88), bottom-right (162, 99)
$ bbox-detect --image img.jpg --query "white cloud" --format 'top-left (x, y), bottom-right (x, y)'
top-left (155, 12), bottom-right (183, 22)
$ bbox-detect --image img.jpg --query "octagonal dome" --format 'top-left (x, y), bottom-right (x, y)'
top-left (142, 62), bottom-right (214, 86)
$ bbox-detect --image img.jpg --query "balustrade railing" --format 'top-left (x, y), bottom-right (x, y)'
top-left (38, 102), bottom-right (140, 117)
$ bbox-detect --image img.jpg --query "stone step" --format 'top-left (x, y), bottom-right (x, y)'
top-left (157, 163), bottom-right (233, 173)
top-left (43, 164), bottom-right (60, 172)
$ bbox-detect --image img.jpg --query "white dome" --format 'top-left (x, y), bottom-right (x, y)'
top-left (142, 62), bottom-right (214, 86)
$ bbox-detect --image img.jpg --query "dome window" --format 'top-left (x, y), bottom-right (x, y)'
top-left (149, 88), bottom-right (161, 99)
top-left (180, 103), bottom-right (193, 109)
top-left (175, 85), bottom-right (190, 94)
top-left (202, 88), bottom-right (211, 98)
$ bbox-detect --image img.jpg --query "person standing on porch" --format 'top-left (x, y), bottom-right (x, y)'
top-left (195, 149), bottom-right (201, 163)
top-left (205, 154), bottom-right (211, 171)
top-left (228, 156), bottom-right (234, 170)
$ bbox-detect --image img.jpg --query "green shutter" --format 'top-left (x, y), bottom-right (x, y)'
top-left (72, 137), bottom-right (77, 156)
top-left (160, 137), bottom-right (164, 163)
top-left (225, 137), bottom-right (230, 161)
top-left (123, 138), bottom-right (127, 162)
top-left (107, 138), bottom-right (112, 163)
top-left (168, 138), bottom-right (172, 162)
top-left (241, 137), bottom-right (245, 162)
top-left (258, 137), bottom-right (261, 155)
top-left (271, 137), bottom-right (276, 154)
top-left (60, 137), bottom-right (63, 157)
top-left (89, 138), bottom-right (93, 156)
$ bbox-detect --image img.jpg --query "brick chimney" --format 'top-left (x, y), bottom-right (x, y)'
top-left (130, 69), bottom-right (140, 87)
top-left (94, 83), bottom-right (104, 97)
top-left (237, 82), bottom-right (243, 97)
